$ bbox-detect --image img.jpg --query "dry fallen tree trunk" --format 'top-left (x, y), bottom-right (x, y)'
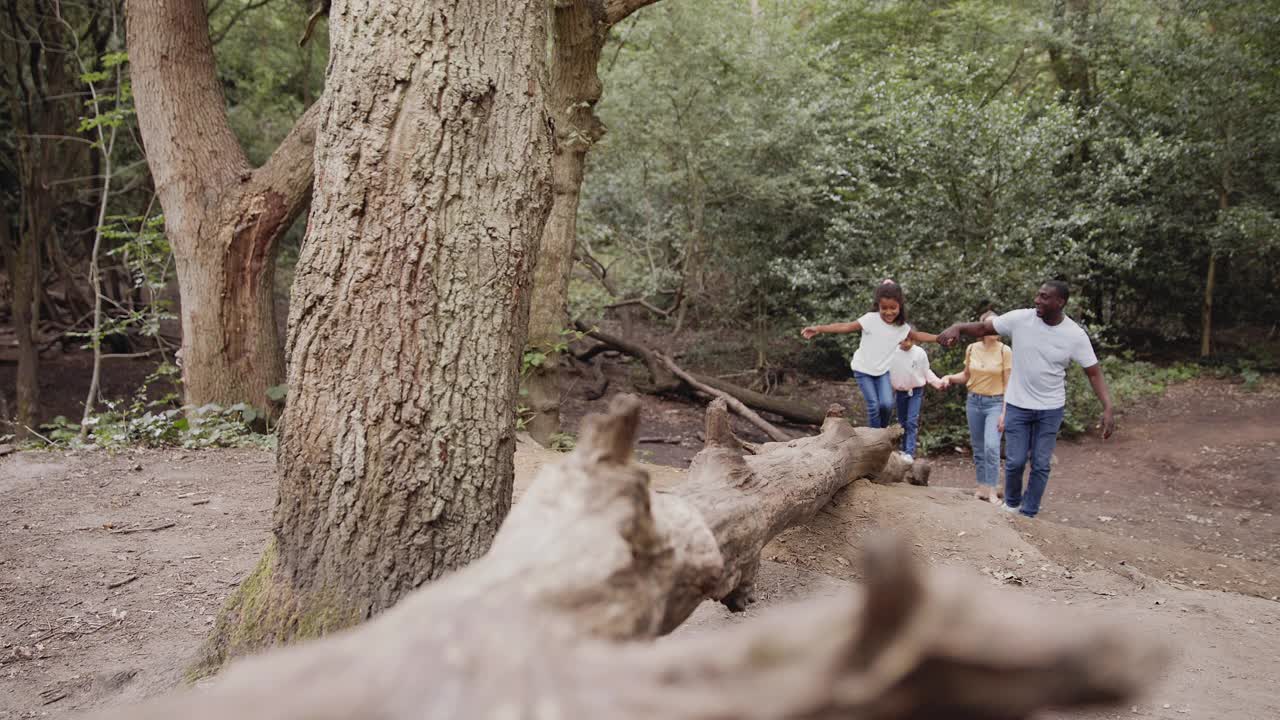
top-left (92, 397), bottom-right (1164, 720)
top-left (656, 351), bottom-right (791, 442)
top-left (575, 321), bottom-right (828, 425)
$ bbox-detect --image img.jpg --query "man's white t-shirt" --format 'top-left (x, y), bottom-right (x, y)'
top-left (992, 308), bottom-right (1098, 410)
top-left (850, 312), bottom-right (911, 376)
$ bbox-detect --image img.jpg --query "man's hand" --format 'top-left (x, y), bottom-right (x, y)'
top-left (1100, 407), bottom-right (1115, 439)
top-left (938, 324), bottom-right (961, 348)
top-left (801, 326), bottom-right (819, 340)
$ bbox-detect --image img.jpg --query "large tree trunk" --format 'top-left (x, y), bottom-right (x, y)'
top-left (93, 398), bottom-right (1163, 720)
top-left (128, 0), bottom-right (319, 419)
top-left (195, 0), bottom-right (554, 671)
top-left (523, 0), bottom-right (664, 444)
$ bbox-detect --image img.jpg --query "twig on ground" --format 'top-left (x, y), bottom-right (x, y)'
top-left (107, 575), bottom-right (139, 589)
top-left (109, 522), bottom-right (176, 535)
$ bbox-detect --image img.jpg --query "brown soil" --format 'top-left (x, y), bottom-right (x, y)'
top-left (2, 375), bottom-right (1278, 718)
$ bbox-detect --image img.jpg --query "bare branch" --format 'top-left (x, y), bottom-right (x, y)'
top-left (209, 0), bottom-right (275, 46)
top-left (604, 0), bottom-right (664, 26)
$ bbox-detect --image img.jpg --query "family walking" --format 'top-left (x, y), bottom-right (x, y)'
top-left (802, 279), bottom-right (1115, 518)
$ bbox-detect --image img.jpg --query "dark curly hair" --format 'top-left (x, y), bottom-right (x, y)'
top-left (872, 279), bottom-right (908, 326)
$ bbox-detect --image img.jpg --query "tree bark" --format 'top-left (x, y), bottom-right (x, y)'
top-left (524, 0), bottom-right (609, 445)
top-left (1201, 185), bottom-right (1230, 357)
top-left (195, 0), bottom-right (554, 670)
top-left (128, 0), bottom-right (320, 418)
top-left (523, 0), bottom-right (665, 444)
top-left (92, 398), bottom-right (1163, 720)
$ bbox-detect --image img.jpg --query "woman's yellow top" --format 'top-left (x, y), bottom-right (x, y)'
top-left (965, 341), bottom-right (1012, 397)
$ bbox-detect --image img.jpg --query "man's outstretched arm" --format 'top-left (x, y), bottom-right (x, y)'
top-left (938, 317), bottom-right (999, 347)
top-left (1083, 364), bottom-right (1116, 439)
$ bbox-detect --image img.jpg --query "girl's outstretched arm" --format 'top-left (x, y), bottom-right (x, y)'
top-left (801, 320), bottom-right (861, 339)
top-left (908, 328), bottom-right (939, 343)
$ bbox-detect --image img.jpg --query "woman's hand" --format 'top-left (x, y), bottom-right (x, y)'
top-left (997, 413), bottom-right (1005, 433)
top-left (801, 326), bottom-right (819, 340)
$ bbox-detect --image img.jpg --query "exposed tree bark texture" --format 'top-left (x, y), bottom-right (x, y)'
top-left (128, 0), bottom-right (321, 419)
top-left (92, 398), bottom-right (1163, 720)
top-left (577, 322), bottom-right (828, 425)
top-left (523, 0), bottom-right (610, 445)
top-left (195, 0), bottom-right (555, 670)
top-left (522, 0), bottom-right (669, 444)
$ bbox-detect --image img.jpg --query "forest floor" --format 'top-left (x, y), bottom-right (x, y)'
top-left (2, 371), bottom-right (1278, 719)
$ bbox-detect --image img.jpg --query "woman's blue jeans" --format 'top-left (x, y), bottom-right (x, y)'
top-left (966, 393), bottom-right (1003, 487)
top-left (853, 371), bottom-right (894, 428)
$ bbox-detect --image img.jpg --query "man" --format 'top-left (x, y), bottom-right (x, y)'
top-left (938, 281), bottom-right (1115, 518)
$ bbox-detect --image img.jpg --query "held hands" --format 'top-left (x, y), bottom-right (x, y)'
top-left (929, 378), bottom-right (949, 391)
top-left (801, 326), bottom-right (819, 340)
top-left (938, 324), bottom-right (962, 348)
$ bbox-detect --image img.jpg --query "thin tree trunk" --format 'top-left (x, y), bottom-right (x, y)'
top-left (524, 0), bottom-right (609, 445)
top-left (196, 0), bottom-right (554, 672)
top-left (128, 0), bottom-right (320, 419)
top-left (5, 203), bottom-right (41, 437)
top-left (2, 209), bottom-right (38, 436)
top-left (523, 0), bottom-right (666, 444)
top-left (1200, 254), bottom-right (1216, 358)
top-left (79, 61), bottom-right (120, 438)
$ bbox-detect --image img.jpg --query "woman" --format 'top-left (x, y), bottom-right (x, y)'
top-left (942, 311), bottom-right (1012, 502)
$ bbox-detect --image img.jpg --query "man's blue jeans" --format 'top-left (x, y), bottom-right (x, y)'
top-left (895, 388), bottom-right (923, 457)
top-left (1003, 403), bottom-right (1065, 517)
top-left (853, 371), bottom-right (894, 429)
top-left (966, 393), bottom-right (1003, 487)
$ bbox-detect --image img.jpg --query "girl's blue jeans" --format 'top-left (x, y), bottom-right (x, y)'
top-left (853, 371), bottom-right (894, 429)
top-left (895, 387), bottom-right (923, 457)
top-left (966, 393), bottom-right (1003, 487)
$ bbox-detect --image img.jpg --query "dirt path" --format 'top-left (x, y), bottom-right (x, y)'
top-left (2, 378), bottom-right (1278, 718)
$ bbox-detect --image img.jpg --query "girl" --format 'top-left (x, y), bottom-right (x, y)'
top-left (801, 279), bottom-right (938, 429)
top-left (941, 311), bottom-right (1013, 502)
top-left (888, 336), bottom-right (947, 461)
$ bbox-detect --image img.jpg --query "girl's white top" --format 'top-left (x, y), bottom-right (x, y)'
top-left (850, 311), bottom-right (911, 376)
top-left (889, 345), bottom-right (941, 391)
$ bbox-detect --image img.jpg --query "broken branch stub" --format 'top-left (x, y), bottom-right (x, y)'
top-left (89, 395), bottom-right (1165, 720)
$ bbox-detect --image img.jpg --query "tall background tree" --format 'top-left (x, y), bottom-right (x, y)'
top-left (127, 0), bottom-right (321, 421)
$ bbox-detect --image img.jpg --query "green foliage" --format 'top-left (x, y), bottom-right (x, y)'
top-left (33, 363), bottom-right (273, 451)
top-left (548, 432), bottom-right (577, 452)
top-left (580, 0), bottom-right (1280, 361)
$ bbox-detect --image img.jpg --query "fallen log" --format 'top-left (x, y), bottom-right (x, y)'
top-left (91, 397), bottom-right (1165, 720)
top-left (656, 351), bottom-right (791, 442)
top-left (575, 321), bottom-right (827, 425)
